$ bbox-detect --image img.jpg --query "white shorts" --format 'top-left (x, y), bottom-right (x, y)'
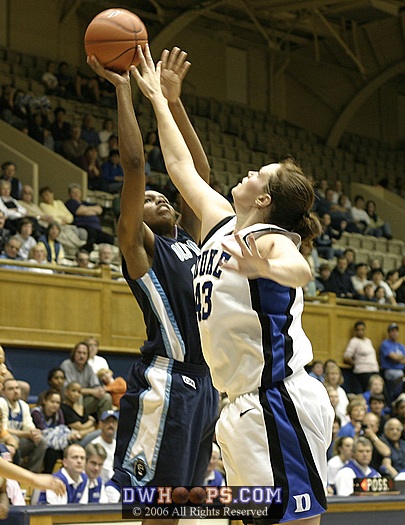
top-left (216, 370), bottom-right (334, 523)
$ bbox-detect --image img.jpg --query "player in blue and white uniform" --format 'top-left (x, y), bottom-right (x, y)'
top-left (134, 45), bottom-right (334, 525)
top-left (88, 49), bottom-right (218, 498)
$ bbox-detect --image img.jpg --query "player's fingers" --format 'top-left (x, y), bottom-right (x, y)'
top-left (175, 50), bottom-right (188, 70)
top-left (178, 61), bottom-right (191, 81)
top-left (136, 45), bottom-right (147, 69)
top-left (168, 47), bottom-right (180, 70)
top-left (161, 48), bottom-right (169, 68)
top-left (247, 234), bottom-right (260, 257)
top-left (143, 43), bottom-right (154, 66)
top-left (234, 233), bottom-right (251, 256)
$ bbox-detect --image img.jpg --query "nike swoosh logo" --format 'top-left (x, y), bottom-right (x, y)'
top-left (240, 408), bottom-right (255, 417)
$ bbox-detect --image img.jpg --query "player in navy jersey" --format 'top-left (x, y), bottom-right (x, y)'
top-left (133, 45), bottom-right (334, 525)
top-left (88, 49), bottom-right (218, 505)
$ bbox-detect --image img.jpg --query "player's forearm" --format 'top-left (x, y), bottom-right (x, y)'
top-left (169, 98), bottom-right (210, 182)
top-left (116, 83), bottom-right (144, 174)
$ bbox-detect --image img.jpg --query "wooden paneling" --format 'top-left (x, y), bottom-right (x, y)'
top-left (1, 268), bottom-right (404, 361)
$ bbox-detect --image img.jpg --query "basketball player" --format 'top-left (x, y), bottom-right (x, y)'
top-left (88, 49), bottom-right (218, 507)
top-left (132, 45), bottom-right (334, 525)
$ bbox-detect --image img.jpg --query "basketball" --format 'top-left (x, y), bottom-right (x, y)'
top-left (84, 8), bottom-right (148, 73)
top-left (189, 486), bottom-right (206, 505)
top-left (172, 486), bottom-right (189, 505)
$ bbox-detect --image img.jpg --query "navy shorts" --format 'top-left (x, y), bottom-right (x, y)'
top-left (113, 355), bottom-right (218, 487)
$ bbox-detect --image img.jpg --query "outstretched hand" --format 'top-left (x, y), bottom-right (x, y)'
top-left (160, 47), bottom-right (191, 103)
top-left (130, 44), bottom-right (164, 101)
top-left (86, 55), bottom-right (130, 87)
top-left (32, 473), bottom-right (66, 495)
top-left (221, 234), bottom-right (270, 279)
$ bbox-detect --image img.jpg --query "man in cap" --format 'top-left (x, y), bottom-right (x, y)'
top-left (379, 323), bottom-right (405, 402)
top-left (88, 410), bottom-right (118, 482)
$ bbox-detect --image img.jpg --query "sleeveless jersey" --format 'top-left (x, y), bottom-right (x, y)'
top-left (123, 227), bottom-right (205, 365)
top-left (340, 459), bottom-right (380, 478)
top-left (193, 216), bottom-right (313, 398)
top-left (7, 401), bottom-right (23, 430)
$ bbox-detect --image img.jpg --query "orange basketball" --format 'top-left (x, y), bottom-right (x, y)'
top-left (84, 8), bottom-right (148, 73)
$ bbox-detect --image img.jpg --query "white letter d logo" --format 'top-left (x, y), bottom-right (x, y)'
top-left (293, 493), bottom-right (311, 513)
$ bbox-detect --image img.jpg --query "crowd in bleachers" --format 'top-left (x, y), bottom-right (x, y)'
top-left (304, 320), bottom-right (405, 496)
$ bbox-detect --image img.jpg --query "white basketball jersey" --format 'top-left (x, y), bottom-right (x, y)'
top-left (193, 216), bottom-right (314, 398)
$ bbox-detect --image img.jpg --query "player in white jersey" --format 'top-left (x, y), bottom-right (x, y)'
top-left (132, 45), bottom-right (334, 525)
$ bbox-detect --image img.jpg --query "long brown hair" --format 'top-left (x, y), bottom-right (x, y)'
top-left (263, 158), bottom-right (321, 243)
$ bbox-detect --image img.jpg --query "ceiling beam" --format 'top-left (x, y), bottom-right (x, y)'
top-left (314, 7), bottom-right (367, 74)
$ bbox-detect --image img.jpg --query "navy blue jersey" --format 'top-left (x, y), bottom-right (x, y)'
top-left (123, 228), bottom-right (205, 365)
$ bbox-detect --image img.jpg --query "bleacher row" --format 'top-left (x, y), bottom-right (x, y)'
top-left (2, 45), bottom-right (405, 197)
top-left (334, 232), bottom-right (405, 272)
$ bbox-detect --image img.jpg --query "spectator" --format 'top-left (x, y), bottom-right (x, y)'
top-left (351, 263), bottom-right (372, 299)
top-left (315, 262), bottom-right (332, 293)
top-left (61, 381), bottom-right (98, 439)
top-left (0, 211), bottom-right (10, 253)
top-left (0, 179), bottom-right (26, 233)
top-left (94, 243), bottom-right (120, 272)
top-left (369, 268), bottom-right (396, 305)
top-left (374, 285), bottom-right (388, 304)
top-left (80, 114), bottom-right (100, 147)
top-left (39, 186), bottom-right (73, 226)
top-left (203, 442), bottom-right (225, 486)
top-left (365, 200), bottom-right (392, 239)
top-left (326, 255), bottom-right (356, 298)
top-left (314, 213), bottom-right (345, 260)
top-left (85, 443), bottom-right (108, 503)
top-left (38, 368), bottom-right (66, 405)
top-left (369, 393), bottom-right (390, 433)
top-left (88, 410), bottom-right (118, 482)
top-left (0, 378), bottom-right (47, 473)
top-left (386, 270), bottom-right (405, 299)
top-left (338, 398), bottom-right (367, 439)
top-left (343, 248), bottom-right (356, 276)
top-left (31, 389), bottom-right (81, 473)
top-left (27, 244), bottom-right (54, 274)
top-left (343, 321), bottom-right (380, 392)
top-left (65, 183), bottom-right (115, 253)
top-left (380, 323), bottom-right (405, 402)
top-left (392, 397), bottom-right (405, 438)
top-left (14, 218), bottom-right (36, 260)
top-left (350, 195), bottom-right (370, 233)
top-left (50, 107), bottom-right (71, 154)
top-left (0, 443), bottom-right (26, 506)
top-left (144, 130), bottom-right (166, 173)
top-left (323, 364), bottom-right (349, 424)
top-left (37, 444), bottom-right (88, 504)
top-left (101, 148), bottom-right (124, 194)
top-left (76, 72), bottom-right (99, 103)
top-left (18, 185), bottom-right (51, 237)
top-left (56, 61), bottom-right (76, 98)
top-left (37, 222), bottom-right (65, 265)
top-left (335, 437), bottom-right (381, 496)
top-left (308, 360), bottom-right (324, 382)
top-left (78, 145), bottom-right (106, 191)
top-left (0, 236), bottom-right (26, 271)
top-left (361, 411), bottom-right (391, 474)
top-left (0, 161), bottom-right (22, 200)
top-left (75, 249), bottom-right (92, 270)
top-left (41, 61), bottom-right (59, 95)
top-left (381, 418), bottom-right (405, 478)
top-left (85, 337), bottom-right (109, 376)
top-left (327, 436), bottom-right (354, 493)
top-left (97, 368), bottom-right (126, 409)
top-left (98, 118), bottom-right (114, 161)
top-left (362, 374), bottom-right (389, 411)
top-left (60, 342), bottom-right (112, 419)
top-left (63, 126), bottom-right (88, 165)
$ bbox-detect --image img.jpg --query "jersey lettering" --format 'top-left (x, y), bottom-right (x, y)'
top-left (293, 493), bottom-right (311, 513)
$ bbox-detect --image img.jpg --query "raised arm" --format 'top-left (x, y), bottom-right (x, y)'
top-left (88, 56), bottom-right (151, 280)
top-left (160, 47), bottom-right (210, 242)
top-left (131, 45), bottom-right (233, 241)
